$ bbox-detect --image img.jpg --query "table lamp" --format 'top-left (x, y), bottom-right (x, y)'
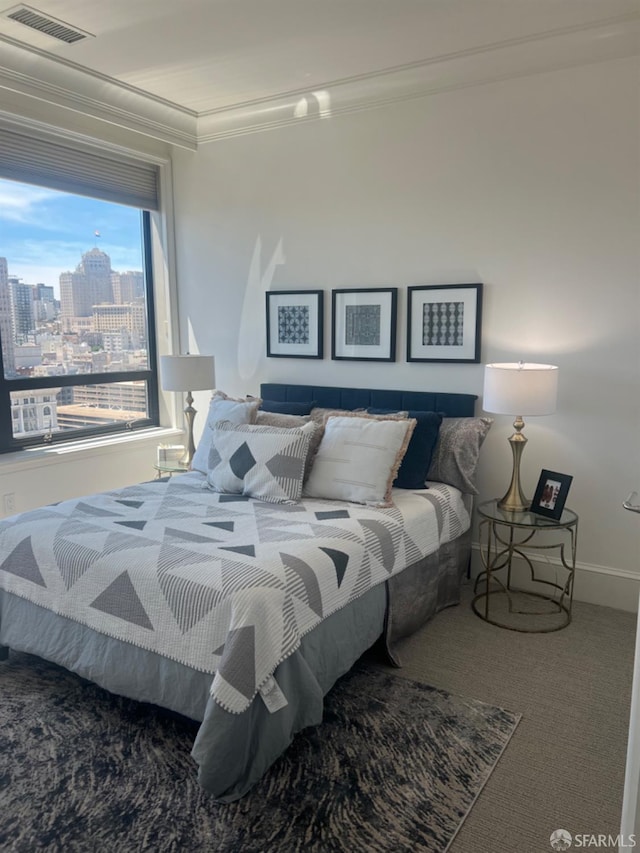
top-left (483, 362), bottom-right (559, 512)
top-left (159, 354), bottom-right (216, 469)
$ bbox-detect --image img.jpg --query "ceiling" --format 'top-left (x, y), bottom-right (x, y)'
top-left (0, 0), bottom-right (638, 147)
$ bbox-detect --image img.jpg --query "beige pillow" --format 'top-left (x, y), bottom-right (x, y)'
top-left (303, 413), bottom-right (416, 506)
top-left (309, 407), bottom-right (353, 425)
top-left (255, 411), bottom-right (309, 429)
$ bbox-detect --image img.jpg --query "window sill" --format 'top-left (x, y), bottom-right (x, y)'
top-left (0, 426), bottom-right (183, 474)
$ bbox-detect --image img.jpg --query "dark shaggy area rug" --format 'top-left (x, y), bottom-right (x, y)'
top-left (0, 652), bottom-right (520, 853)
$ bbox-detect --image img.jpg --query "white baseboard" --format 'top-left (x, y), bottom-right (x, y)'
top-left (470, 544), bottom-right (640, 614)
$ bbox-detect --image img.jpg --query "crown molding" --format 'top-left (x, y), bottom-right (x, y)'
top-left (0, 13), bottom-right (637, 150)
top-left (196, 13), bottom-right (640, 144)
top-left (0, 33), bottom-right (198, 149)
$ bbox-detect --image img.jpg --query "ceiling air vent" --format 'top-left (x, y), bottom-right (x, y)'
top-left (3, 4), bottom-right (92, 43)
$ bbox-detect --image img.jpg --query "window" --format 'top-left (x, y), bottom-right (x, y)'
top-left (0, 124), bottom-right (160, 453)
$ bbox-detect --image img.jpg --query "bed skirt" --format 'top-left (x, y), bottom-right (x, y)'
top-left (0, 529), bottom-right (470, 800)
top-left (384, 527), bottom-right (472, 666)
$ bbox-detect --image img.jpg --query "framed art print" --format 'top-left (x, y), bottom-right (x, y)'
top-left (266, 290), bottom-right (324, 359)
top-left (332, 288), bottom-right (398, 362)
top-left (530, 469), bottom-right (573, 520)
top-left (407, 283), bottom-right (483, 363)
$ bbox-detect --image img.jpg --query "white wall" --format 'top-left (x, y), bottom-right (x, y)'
top-left (0, 428), bottom-right (182, 514)
top-left (170, 56), bottom-right (640, 609)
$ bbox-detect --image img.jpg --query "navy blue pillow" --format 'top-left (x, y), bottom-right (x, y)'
top-left (367, 408), bottom-right (443, 489)
top-left (260, 399), bottom-right (317, 415)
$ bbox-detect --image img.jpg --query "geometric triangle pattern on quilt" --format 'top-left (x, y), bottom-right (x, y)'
top-left (220, 558), bottom-right (286, 597)
top-left (158, 571), bottom-right (225, 635)
top-left (0, 537), bottom-right (46, 587)
top-left (54, 540), bottom-right (102, 590)
top-left (203, 521), bottom-right (235, 532)
top-left (157, 540), bottom-right (219, 576)
top-left (319, 547), bottom-right (349, 588)
top-left (280, 552), bottom-right (324, 617)
top-left (101, 530), bottom-right (159, 556)
top-left (164, 526), bottom-right (221, 545)
top-left (89, 571), bottom-right (154, 630)
top-left (73, 501), bottom-right (123, 517)
top-left (358, 519), bottom-right (397, 573)
top-left (352, 549), bottom-right (374, 598)
top-left (416, 492), bottom-right (445, 539)
top-left (220, 544), bottom-right (256, 558)
top-left (0, 472), bottom-right (469, 715)
top-left (115, 520), bottom-right (147, 530)
top-left (216, 625), bottom-right (256, 701)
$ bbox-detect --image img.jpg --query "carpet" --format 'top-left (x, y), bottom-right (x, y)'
top-left (0, 652), bottom-right (520, 853)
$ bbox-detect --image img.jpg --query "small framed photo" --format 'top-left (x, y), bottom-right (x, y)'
top-left (266, 290), bottom-right (324, 359)
top-left (530, 469), bottom-right (573, 520)
top-left (407, 283), bottom-right (483, 363)
top-left (332, 287), bottom-right (398, 362)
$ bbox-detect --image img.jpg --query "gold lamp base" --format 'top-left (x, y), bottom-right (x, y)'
top-left (497, 416), bottom-right (530, 513)
top-left (179, 391), bottom-right (197, 469)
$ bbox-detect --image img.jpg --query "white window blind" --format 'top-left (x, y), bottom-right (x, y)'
top-left (0, 125), bottom-right (159, 210)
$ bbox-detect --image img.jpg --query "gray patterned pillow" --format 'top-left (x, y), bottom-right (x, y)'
top-left (206, 420), bottom-right (317, 503)
top-left (254, 411), bottom-right (324, 481)
top-left (426, 417), bottom-right (493, 495)
top-left (191, 392), bottom-right (261, 474)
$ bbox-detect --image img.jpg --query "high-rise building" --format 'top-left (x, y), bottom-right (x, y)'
top-left (9, 277), bottom-right (35, 343)
top-left (32, 283), bottom-right (56, 322)
top-left (112, 270), bottom-right (144, 304)
top-left (34, 283), bottom-right (55, 302)
top-left (0, 257), bottom-right (16, 376)
top-left (92, 301), bottom-right (146, 350)
top-left (60, 248), bottom-right (114, 331)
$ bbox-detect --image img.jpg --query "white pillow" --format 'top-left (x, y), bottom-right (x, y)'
top-left (191, 392), bottom-right (261, 473)
top-left (303, 414), bottom-right (416, 506)
top-left (206, 420), bottom-right (317, 503)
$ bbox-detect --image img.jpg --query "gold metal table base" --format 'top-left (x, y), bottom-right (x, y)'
top-left (472, 587), bottom-right (571, 633)
top-left (474, 500), bottom-right (578, 634)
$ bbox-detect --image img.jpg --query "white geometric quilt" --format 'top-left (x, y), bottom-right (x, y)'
top-left (0, 472), bottom-right (469, 713)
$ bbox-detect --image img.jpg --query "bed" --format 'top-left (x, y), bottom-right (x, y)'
top-left (0, 382), bottom-right (489, 801)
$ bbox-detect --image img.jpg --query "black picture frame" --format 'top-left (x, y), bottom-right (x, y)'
top-left (266, 290), bottom-right (324, 359)
top-left (407, 283), bottom-right (483, 363)
top-left (530, 469), bottom-right (573, 520)
top-left (331, 287), bottom-right (398, 362)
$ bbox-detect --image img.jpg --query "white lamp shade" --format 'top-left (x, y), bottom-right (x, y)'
top-left (483, 362), bottom-right (558, 416)
top-left (160, 355), bottom-right (215, 392)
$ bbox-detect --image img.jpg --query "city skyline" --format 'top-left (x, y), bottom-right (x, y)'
top-left (0, 241), bottom-right (151, 439)
top-left (0, 178), bottom-right (144, 297)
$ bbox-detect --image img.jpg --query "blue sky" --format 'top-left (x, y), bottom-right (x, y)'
top-left (0, 178), bottom-right (144, 297)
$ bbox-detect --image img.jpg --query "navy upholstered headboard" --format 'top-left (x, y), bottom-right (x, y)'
top-left (260, 383), bottom-right (477, 417)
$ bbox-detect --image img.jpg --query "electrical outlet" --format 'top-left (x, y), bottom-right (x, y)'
top-left (3, 493), bottom-right (16, 515)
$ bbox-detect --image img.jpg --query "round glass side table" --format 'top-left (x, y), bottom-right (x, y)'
top-left (473, 499), bottom-right (578, 633)
top-left (154, 462), bottom-right (189, 479)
